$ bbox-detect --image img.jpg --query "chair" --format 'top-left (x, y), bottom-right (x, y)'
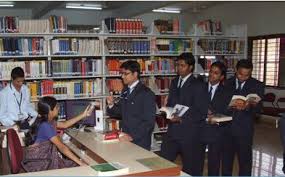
top-left (262, 92), bottom-right (278, 116)
top-left (277, 97), bottom-right (285, 115)
top-left (6, 128), bottom-right (24, 174)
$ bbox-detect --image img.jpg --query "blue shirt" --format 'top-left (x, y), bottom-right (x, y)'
top-left (35, 121), bottom-right (57, 143)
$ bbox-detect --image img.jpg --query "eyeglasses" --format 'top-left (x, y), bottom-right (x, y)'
top-left (120, 72), bottom-right (132, 76)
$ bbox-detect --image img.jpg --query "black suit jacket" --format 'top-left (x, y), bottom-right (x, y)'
top-left (166, 75), bottom-right (208, 140)
top-left (202, 82), bottom-right (232, 143)
top-left (107, 81), bottom-right (156, 150)
top-left (224, 77), bottom-right (265, 137)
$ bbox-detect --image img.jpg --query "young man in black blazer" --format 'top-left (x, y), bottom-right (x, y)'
top-left (106, 60), bottom-right (156, 150)
top-left (222, 59), bottom-right (264, 176)
top-left (160, 53), bottom-right (208, 176)
top-left (201, 61), bottom-right (232, 176)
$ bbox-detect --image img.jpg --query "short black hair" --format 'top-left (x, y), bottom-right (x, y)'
top-left (120, 60), bottom-right (141, 78)
top-left (236, 59), bottom-right (253, 70)
top-left (11, 67), bottom-right (25, 80)
top-left (211, 61), bottom-right (227, 77)
top-left (177, 52), bottom-right (195, 71)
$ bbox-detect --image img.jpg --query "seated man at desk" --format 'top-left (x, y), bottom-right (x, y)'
top-left (106, 60), bottom-right (156, 150)
top-left (0, 67), bottom-right (37, 127)
top-left (22, 96), bottom-right (94, 172)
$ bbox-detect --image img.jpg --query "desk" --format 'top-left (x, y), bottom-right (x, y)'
top-left (12, 129), bottom-right (181, 176)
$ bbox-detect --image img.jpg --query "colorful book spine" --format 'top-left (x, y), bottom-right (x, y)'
top-left (0, 16), bottom-right (19, 33)
top-left (197, 39), bottom-right (244, 54)
top-left (49, 15), bottom-right (67, 33)
top-left (105, 18), bottom-right (143, 34)
top-left (106, 39), bottom-right (150, 54)
top-left (155, 39), bottom-right (192, 54)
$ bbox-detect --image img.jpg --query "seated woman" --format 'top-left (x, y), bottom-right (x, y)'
top-left (22, 96), bottom-right (94, 172)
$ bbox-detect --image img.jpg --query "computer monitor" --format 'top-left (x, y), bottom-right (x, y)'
top-left (65, 100), bottom-right (96, 127)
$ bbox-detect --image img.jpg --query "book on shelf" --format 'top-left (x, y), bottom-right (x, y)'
top-left (52, 59), bottom-right (102, 76)
top-left (229, 94), bottom-right (261, 107)
top-left (106, 58), bottom-right (176, 75)
top-left (0, 37), bottom-right (48, 56)
top-left (0, 16), bottom-right (19, 33)
top-left (104, 17), bottom-right (143, 34)
top-left (51, 38), bottom-right (101, 56)
top-left (153, 39), bottom-right (192, 54)
top-left (206, 114), bottom-right (232, 123)
top-left (159, 104), bottom-right (189, 119)
top-left (198, 56), bottom-right (239, 72)
top-left (49, 15), bottom-right (67, 33)
top-left (91, 162), bottom-right (129, 176)
top-left (197, 39), bottom-right (245, 55)
top-left (154, 19), bottom-right (180, 34)
top-left (106, 79), bottom-right (124, 94)
top-left (0, 61), bottom-right (47, 79)
top-left (27, 79), bottom-right (102, 99)
top-left (19, 19), bottom-right (51, 33)
top-left (197, 19), bottom-right (222, 35)
top-left (106, 39), bottom-right (150, 54)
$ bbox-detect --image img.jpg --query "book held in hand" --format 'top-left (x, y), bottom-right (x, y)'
top-left (91, 162), bottom-right (129, 176)
top-left (206, 114), bottom-right (232, 123)
top-left (229, 93), bottom-right (261, 107)
top-left (159, 104), bottom-right (189, 119)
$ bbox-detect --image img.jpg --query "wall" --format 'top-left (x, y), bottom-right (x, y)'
top-left (0, 9), bottom-right (32, 19)
top-left (191, 2), bottom-right (285, 36)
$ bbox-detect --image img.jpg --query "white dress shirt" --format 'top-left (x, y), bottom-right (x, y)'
top-left (128, 80), bottom-right (139, 94)
top-left (177, 73), bottom-right (192, 88)
top-left (0, 83), bottom-right (38, 126)
top-left (208, 82), bottom-right (219, 101)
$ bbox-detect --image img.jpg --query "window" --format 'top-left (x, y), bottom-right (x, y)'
top-left (249, 35), bottom-right (283, 87)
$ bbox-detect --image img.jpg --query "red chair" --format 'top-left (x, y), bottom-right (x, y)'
top-left (6, 128), bottom-right (24, 174)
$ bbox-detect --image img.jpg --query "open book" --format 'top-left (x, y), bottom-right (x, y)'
top-left (229, 93), bottom-right (261, 107)
top-left (206, 114), bottom-right (232, 123)
top-left (91, 162), bottom-right (129, 176)
top-left (159, 104), bottom-right (189, 119)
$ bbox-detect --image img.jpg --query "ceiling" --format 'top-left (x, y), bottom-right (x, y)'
top-left (7, 1), bottom-right (224, 19)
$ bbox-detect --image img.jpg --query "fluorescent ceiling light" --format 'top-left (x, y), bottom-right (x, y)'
top-left (0, 2), bottom-right (14, 7)
top-left (152, 8), bottom-right (181, 14)
top-left (66, 3), bottom-right (102, 10)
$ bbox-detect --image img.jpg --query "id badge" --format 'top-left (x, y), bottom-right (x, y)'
top-left (18, 113), bottom-right (25, 120)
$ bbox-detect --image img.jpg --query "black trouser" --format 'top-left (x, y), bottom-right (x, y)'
top-left (222, 132), bottom-right (253, 176)
top-left (160, 132), bottom-right (205, 176)
top-left (201, 123), bottom-right (228, 176)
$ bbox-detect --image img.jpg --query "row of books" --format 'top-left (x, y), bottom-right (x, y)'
top-left (106, 58), bottom-right (176, 75)
top-left (0, 61), bottom-right (47, 79)
top-left (0, 38), bottom-right (48, 56)
top-left (27, 79), bottom-right (102, 98)
top-left (106, 39), bottom-right (150, 54)
top-left (49, 16), bottom-right (67, 33)
top-left (106, 79), bottom-right (124, 94)
top-left (199, 57), bottom-right (239, 72)
top-left (153, 39), bottom-right (192, 54)
top-left (52, 59), bottom-right (102, 76)
top-left (197, 20), bottom-right (222, 35)
top-left (104, 18), bottom-right (144, 34)
top-left (197, 39), bottom-right (245, 54)
top-left (51, 38), bottom-right (101, 55)
top-left (141, 77), bottom-right (173, 93)
top-left (19, 19), bottom-right (50, 33)
top-left (0, 16), bottom-right (19, 33)
top-left (154, 19), bottom-right (180, 34)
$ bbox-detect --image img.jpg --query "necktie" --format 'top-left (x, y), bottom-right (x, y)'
top-left (237, 81), bottom-right (243, 92)
top-left (178, 78), bottom-right (183, 88)
top-left (209, 86), bottom-right (213, 101)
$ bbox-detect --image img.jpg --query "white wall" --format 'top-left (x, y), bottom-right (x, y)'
top-left (0, 9), bottom-right (32, 19)
top-left (191, 2), bottom-right (285, 36)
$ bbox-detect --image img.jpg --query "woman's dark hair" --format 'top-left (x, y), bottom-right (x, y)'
top-left (25, 96), bottom-right (57, 145)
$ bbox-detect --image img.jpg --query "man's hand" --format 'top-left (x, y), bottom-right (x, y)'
top-left (170, 115), bottom-right (182, 123)
top-left (119, 132), bottom-right (133, 142)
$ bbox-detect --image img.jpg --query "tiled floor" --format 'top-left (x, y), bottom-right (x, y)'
top-left (174, 117), bottom-right (285, 176)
